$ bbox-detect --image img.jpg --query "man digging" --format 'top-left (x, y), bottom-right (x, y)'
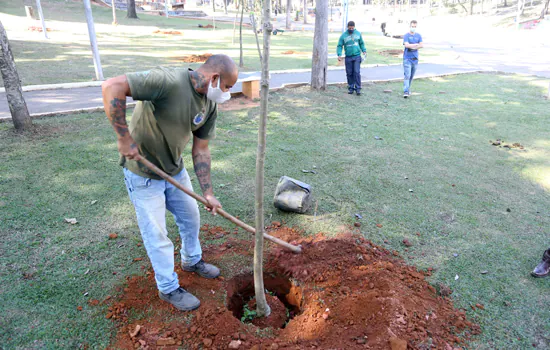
top-left (102, 54), bottom-right (239, 311)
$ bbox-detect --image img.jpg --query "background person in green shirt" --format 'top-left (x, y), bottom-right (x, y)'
top-left (101, 55), bottom-right (239, 311)
top-left (337, 21), bottom-right (367, 96)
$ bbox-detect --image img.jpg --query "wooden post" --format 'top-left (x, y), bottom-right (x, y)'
top-left (35, 0), bottom-right (48, 39)
top-left (83, 0), bottom-right (104, 81)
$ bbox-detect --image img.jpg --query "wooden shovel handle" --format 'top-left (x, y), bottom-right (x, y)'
top-left (137, 157), bottom-right (302, 254)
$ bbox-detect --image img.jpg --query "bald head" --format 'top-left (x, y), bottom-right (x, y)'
top-left (195, 54), bottom-right (238, 94)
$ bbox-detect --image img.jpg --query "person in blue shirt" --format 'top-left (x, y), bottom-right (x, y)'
top-left (337, 21), bottom-right (367, 96)
top-left (402, 20), bottom-right (423, 98)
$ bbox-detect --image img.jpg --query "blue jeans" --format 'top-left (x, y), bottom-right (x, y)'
top-left (403, 58), bottom-right (418, 93)
top-left (345, 55), bottom-right (362, 92)
top-left (123, 167), bottom-right (202, 294)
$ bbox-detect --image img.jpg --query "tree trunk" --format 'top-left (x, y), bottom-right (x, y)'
top-left (311, 0), bottom-right (328, 90)
top-left (112, 0), bottom-right (117, 24)
top-left (0, 20), bottom-right (32, 130)
top-left (503, 0), bottom-right (507, 7)
top-left (250, 13), bottom-right (263, 61)
top-left (469, 0), bottom-right (474, 14)
top-left (127, 0), bottom-right (138, 18)
top-left (239, 0), bottom-right (244, 67)
top-left (253, 0), bottom-right (272, 319)
top-left (542, 0), bottom-right (550, 18)
top-left (224, 0), bottom-right (228, 13)
top-left (303, 0), bottom-right (307, 23)
top-left (286, 0), bottom-right (291, 28)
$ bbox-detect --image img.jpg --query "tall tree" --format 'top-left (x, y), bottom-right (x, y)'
top-left (127, 0), bottom-right (138, 18)
top-left (0, 20), bottom-right (32, 130)
top-left (112, 0), bottom-right (118, 24)
top-left (286, 0), bottom-right (291, 28)
top-left (311, 0), bottom-right (328, 90)
top-left (303, 0), bottom-right (308, 23)
top-left (253, 0), bottom-right (272, 319)
top-left (239, 0), bottom-right (245, 67)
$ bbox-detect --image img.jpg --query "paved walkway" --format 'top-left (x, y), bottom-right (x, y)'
top-left (0, 62), bottom-right (485, 120)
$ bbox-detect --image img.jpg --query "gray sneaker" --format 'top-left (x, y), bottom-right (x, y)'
top-left (183, 259), bottom-right (220, 279)
top-left (159, 287), bottom-right (200, 311)
top-left (532, 249), bottom-right (550, 278)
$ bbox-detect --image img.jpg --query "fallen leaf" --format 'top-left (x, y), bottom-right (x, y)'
top-left (475, 303), bottom-right (485, 310)
top-left (354, 213), bottom-right (363, 219)
top-left (454, 274), bottom-right (459, 281)
top-left (90, 200), bottom-right (98, 205)
top-left (133, 258), bottom-right (143, 262)
top-left (376, 224), bottom-right (383, 228)
top-left (480, 270), bottom-right (489, 274)
top-left (64, 218), bottom-right (78, 225)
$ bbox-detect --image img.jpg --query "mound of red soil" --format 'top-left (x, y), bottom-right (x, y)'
top-left (379, 49), bottom-right (403, 57)
top-left (106, 226), bottom-right (480, 349)
top-left (28, 26), bottom-right (53, 32)
top-left (152, 30), bottom-right (182, 35)
top-left (247, 294), bottom-right (287, 329)
top-left (177, 53), bottom-right (213, 63)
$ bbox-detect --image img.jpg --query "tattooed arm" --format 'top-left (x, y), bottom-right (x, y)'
top-left (101, 76), bottom-right (139, 160)
top-left (192, 136), bottom-right (221, 215)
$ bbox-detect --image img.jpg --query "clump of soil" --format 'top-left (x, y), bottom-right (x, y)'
top-left (107, 226), bottom-right (480, 349)
top-left (281, 50), bottom-right (309, 55)
top-left (152, 29), bottom-right (182, 35)
top-left (247, 294), bottom-right (287, 329)
top-left (379, 49), bottom-right (403, 57)
top-left (28, 26), bottom-right (53, 32)
top-left (177, 53), bottom-right (213, 63)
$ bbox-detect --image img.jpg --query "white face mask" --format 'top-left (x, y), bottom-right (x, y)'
top-left (206, 77), bottom-right (231, 104)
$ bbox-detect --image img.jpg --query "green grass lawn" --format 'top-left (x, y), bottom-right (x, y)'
top-left (1, 73), bottom-right (549, 348)
top-left (0, 0), bottom-right (406, 86)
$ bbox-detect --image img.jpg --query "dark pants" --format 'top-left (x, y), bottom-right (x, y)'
top-left (345, 55), bottom-right (362, 92)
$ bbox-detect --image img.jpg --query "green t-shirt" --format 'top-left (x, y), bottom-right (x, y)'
top-left (121, 67), bottom-right (217, 179)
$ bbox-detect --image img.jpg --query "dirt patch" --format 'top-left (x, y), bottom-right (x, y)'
top-left (27, 26), bottom-right (54, 32)
top-left (152, 30), bottom-right (182, 35)
top-left (247, 294), bottom-right (288, 329)
top-left (198, 24), bottom-right (216, 29)
top-left (281, 50), bottom-right (309, 55)
top-left (107, 226), bottom-right (480, 349)
top-left (176, 53), bottom-right (213, 63)
top-left (379, 49), bottom-right (403, 57)
top-left (218, 95), bottom-right (260, 111)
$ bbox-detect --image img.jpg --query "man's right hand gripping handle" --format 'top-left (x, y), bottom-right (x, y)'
top-left (102, 76), bottom-right (140, 161)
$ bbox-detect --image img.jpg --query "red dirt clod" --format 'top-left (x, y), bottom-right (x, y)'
top-left (354, 222), bottom-right (361, 227)
top-left (108, 233), bottom-right (118, 239)
top-left (178, 53), bottom-right (213, 63)
top-left (133, 258), bottom-right (143, 262)
top-left (156, 337), bottom-right (176, 346)
top-left (77, 306), bottom-right (83, 311)
top-left (376, 224), bottom-right (383, 228)
top-left (88, 299), bottom-right (99, 306)
top-left (202, 338), bottom-right (213, 347)
top-left (402, 239), bottom-right (413, 247)
top-left (129, 325), bottom-right (141, 338)
top-left (389, 337), bottom-right (408, 350)
top-left (228, 340), bottom-right (241, 349)
top-left (475, 303), bottom-right (485, 310)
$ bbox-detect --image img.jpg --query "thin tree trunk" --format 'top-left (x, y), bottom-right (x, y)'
top-left (542, 0), bottom-right (550, 18)
top-left (127, 0), bottom-right (138, 18)
top-left (0, 20), bottom-right (32, 130)
top-left (286, 0), bottom-right (291, 28)
top-left (224, 0), bottom-right (228, 14)
top-left (213, 0), bottom-right (216, 12)
top-left (112, 0), bottom-right (117, 24)
top-left (470, 0), bottom-right (474, 14)
top-left (253, 0), bottom-right (272, 319)
top-left (239, 0), bottom-right (244, 67)
top-left (311, 0), bottom-right (328, 90)
top-left (233, 5), bottom-right (239, 44)
top-left (303, 0), bottom-right (307, 23)
top-left (251, 13), bottom-right (263, 61)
